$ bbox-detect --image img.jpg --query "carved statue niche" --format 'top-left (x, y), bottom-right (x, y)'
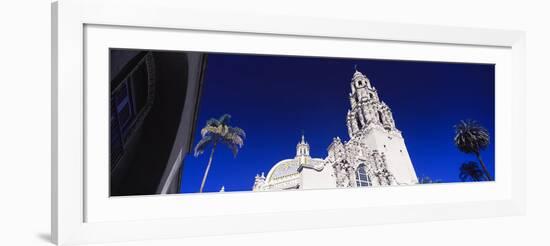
top-left (368, 151), bottom-right (393, 186)
top-left (361, 105), bottom-right (372, 126)
top-left (378, 169), bottom-right (391, 186)
top-left (371, 151), bottom-right (383, 170)
top-left (358, 109), bottom-right (366, 129)
top-left (350, 115), bottom-right (359, 133)
top-left (333, 160), bottom-right (353, 188)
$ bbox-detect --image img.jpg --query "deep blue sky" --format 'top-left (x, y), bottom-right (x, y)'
top-left (179, 53), bottom-right (495, 193)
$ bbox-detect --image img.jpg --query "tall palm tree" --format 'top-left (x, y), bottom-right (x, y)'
top-left (454, 120), bottom-right (492, 180)
top-left (194, 114), bottom-right (245, 193)
top-left (459, 161), bottom-right (487, 182)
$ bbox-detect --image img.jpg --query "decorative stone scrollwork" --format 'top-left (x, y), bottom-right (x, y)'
top-left (332, 160), bottom-right (353, 188)
top-left (326, 132), bottom-right (395, 188)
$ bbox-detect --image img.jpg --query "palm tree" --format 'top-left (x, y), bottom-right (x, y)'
top-left (194, 114), bottom-right (245, 193)
top-left (454, 120), bottom-right (492, 180)
top-left (459, 161), bottom-right (487, 182)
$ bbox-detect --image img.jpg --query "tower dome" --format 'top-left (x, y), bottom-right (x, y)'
top-left (351, 66), bottom-right (372, 90)
top-left (353, 68), bottom-right (365, 80)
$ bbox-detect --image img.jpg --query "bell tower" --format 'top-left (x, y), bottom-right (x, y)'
top-left (345, 66), bottom-right (418, 185)
top-left (350, 66), bottom-right (377, 103)
top-left (346, 67), bottom-right (396, 138)
top-left (296, 134), bottom-right (310, 165)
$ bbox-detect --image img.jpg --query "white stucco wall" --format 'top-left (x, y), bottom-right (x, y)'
top-left (363, 127), bottom-right (418, 184)
top-left (300, 164), bottom-right (335, 190)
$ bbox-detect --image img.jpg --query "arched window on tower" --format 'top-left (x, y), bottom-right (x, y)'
top-left (356, 117), bottom-right (363, 129)
top-left (378, 111), bottom-right (384, 124)
top-left (355, 164), bottom-right (371, 187)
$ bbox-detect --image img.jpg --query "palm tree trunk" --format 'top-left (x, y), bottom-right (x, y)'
top-left (476, 152), bottom-right (493, 181)
top-left (199, 142), bottom-right (217, 193)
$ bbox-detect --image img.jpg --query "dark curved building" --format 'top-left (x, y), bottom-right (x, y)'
top-left (109, 49), bottom-right (207, 196)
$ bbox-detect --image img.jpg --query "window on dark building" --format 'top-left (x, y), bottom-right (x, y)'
top-left (110, 54), bottom-right (154, 171)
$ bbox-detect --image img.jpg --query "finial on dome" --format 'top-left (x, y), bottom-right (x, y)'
top-left (301, 130), bottom-right (305, 143)
top-left (354, 64), bottom-right (358, 72)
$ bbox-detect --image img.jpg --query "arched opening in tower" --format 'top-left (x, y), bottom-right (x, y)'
top-left (378, 111), bottom-right (384, 124)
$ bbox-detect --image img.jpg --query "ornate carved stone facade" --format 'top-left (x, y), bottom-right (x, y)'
top-left (253, 68), bottom-right (418, 191)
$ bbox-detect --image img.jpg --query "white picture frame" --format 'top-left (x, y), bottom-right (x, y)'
top-left (52, 0), bottom-right (526, 245)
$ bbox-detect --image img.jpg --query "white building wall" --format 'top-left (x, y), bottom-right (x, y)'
top-left (300, 165), bottom-right (336, 190)
top-left (363, 127), bottom-right (418, 184)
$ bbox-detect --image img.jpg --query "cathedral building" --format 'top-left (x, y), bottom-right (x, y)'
top-left (252, 68), bottom-right (418, 192)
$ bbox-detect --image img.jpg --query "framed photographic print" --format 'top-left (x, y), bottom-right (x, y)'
top-left (52, 0), bottom-right (526, 245)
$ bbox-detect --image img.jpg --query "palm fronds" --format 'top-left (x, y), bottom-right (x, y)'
top-left (454, 120), bottom-right (493, 181)
top-left (193, 114), bottom-right (246, 192)
top-left (454, 120), bottom-right (490, 154)
top-left (459, 161), bottom-right (487, 182)
top-left (195, 114), bottom-right (246, 156)
top-left (194, 135), bottom-right (213, 157)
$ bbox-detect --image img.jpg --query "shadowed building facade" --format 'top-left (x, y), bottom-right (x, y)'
top-left (110, 49), bottom-right (207, 196)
